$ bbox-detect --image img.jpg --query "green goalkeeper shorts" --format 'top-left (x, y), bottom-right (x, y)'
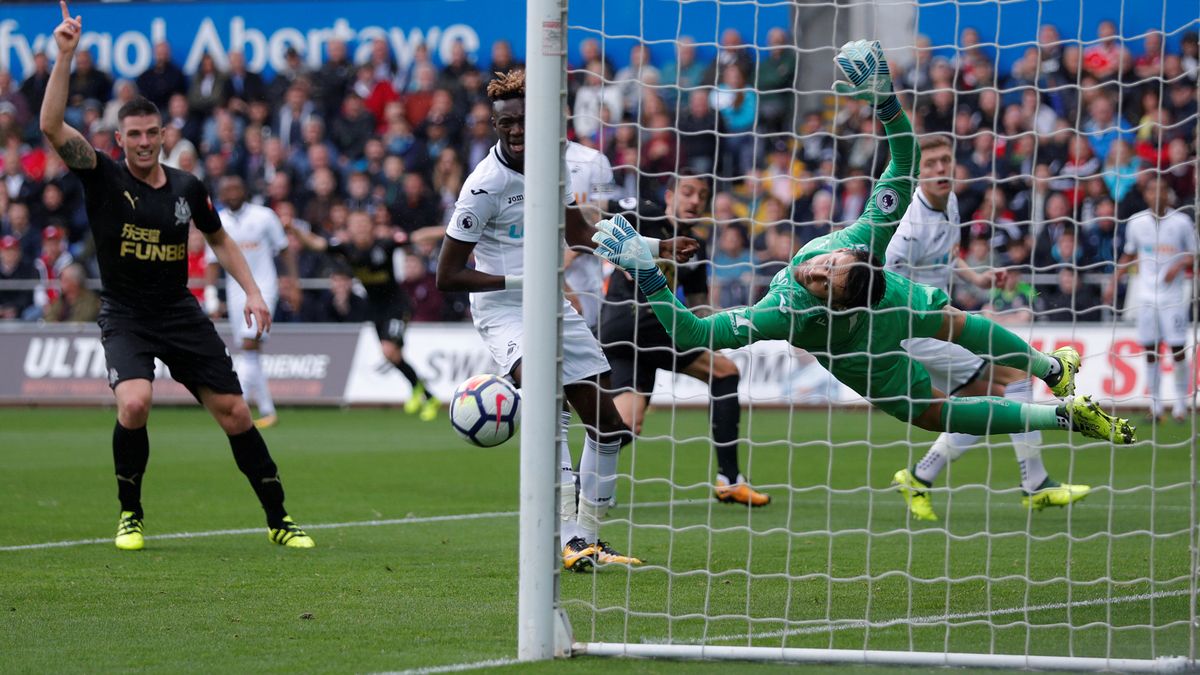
top-left (825, 275), bottom-right (951, 422)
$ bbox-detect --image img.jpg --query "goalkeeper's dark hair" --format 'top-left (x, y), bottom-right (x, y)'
top-left (117, 96), bottom-right (160, 124)
top-left (667, 168), bottom-right (711, 195)
top-left (840, 248), bottom-right (886, 310)
top-left (487, 69), bottom-right (525, 101)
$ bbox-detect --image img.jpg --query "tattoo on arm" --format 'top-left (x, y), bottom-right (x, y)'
top-left (57, 137), bottom-right (97, 170)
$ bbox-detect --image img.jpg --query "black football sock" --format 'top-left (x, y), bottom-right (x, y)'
top-left (393, 359), bottom-right (427, 394)
top-left (228, 427), bottom-right (288, 528)
top-left (113, 422), bottom-right (150, 520)
top-left (710, 375), bottom-right (742, 481)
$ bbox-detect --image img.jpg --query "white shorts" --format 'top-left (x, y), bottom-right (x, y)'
top-left (1136, 303), bottom-right (1189, 348)
top-left (903, 336), bottom-right (986, 395)
top-left (474, 301), bottom-right (610, 384)
top-left (225, 290), bottom-right (278, 342)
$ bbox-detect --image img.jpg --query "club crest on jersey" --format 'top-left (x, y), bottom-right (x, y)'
top-left (876, 188), bottom-right (899, 215)
top-left (174, 197), bottom-right (192, 226)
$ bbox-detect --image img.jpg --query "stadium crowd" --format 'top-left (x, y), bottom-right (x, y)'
top-left (0, 23), bottom-right (1196, 325)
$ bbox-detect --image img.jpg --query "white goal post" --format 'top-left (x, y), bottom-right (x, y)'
top-left (521, 0), bottom-right (1199, 668)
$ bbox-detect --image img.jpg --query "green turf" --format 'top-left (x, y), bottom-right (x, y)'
top-left (0, 407), bottom-right (1194, 673)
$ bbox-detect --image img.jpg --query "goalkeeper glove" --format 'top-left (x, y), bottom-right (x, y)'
top-left (833, 39), bottom-right (901, 121)
top-left (591, 214), bottom-right (668, 295)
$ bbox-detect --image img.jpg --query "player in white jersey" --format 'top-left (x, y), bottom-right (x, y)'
top-left (563, 141), bottom-right (614, 331)
top-left (436, 70), bottom-right (698, 571)
top-left (886, 135), bottom-right (1089, 521)
top-left (1108, 176), bottom-right (1197, 422)
top-left (205, 176), bottom-right (290, 429)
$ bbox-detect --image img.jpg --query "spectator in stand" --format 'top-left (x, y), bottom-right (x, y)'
top-left (1083, 197), bottom-right (1122, 272)
top-left (1050, 132), bottom-right (1101, 203)
top-left (314, 39), bottom-right (354, 119)
top-left (2, 200), bottom-right (39, 260)
top-left (331, 92), bottom-right (376, 160)
top-left (317, 263), bottom-right (368, 323)
top-left (31, 183), bottom-right (82, 242)
top-left (757, 28), bottom-right (797, 133)
top-left (711, 64), bottom-right (757, 177)
top-left (401, 254), bottom-right (442, 322)
top-left (277, 81), bottom-right (318, 152)
top-left (101, 79), bottom-right (137, 131)
top-left (710, 221), bottom-right (753, 308)
top-left (1037, 268), bottom-right (1103, 323)
top-left (1036, 221), bottom-right (1095, 277)
top-left (985, 267), bottom-right (1036, 325)
top-left (267, 47), bottom-right (309, 108)
top-left (439, 40), bottom-right (478, 93)
top-left (704, 28), bottom-right (753, 86)
top-left (614, 44), bottom-right (661, 118)
top-left (401, 64), bottom-right (437, 128)
top-left (0, 70), bottom-right (31, 139)
top-left (1083, 95), bottom-right (1135, 162)
top-left (1102, 139), bottom-right (1140, 204)
top-left (0, 235), bottom-right (37, 319)
top-left (222, 50), bottom-right (268, 116)
top-left (431, 147), bottom-right (464, 216)
top-left (1083, 20), bottom-right (1131, 82)
top-left (43, 262), bottom-right (99, 323)
top-left (661, 36), bottom-right (705, 110)
top-left (490, 39), bottom-right (523, 75)
top-left (19, 52), bottom-right (52, 121)
top-left (164, 93), bottom-right (202, 148)
top-left (572, 61), bottom-right (622, 144)
top-left (34, 224), bottom-right (72, 309)
top-left (187, 53), bottom-right (226, 121)
top-left (343, 170), bottom-right (383, 216)
top-left (136, 41), bottom-right (187, 110)
top-left (463, 101), bottom-right (496, 170)
top-left (302, 167), bottom-right (342, 235)
top-left (67, 49), bottom-right (111, 126)
top-left (390, 173), bottom-right (441, 235)
top-left (751, 223), bottom-right (796, 301)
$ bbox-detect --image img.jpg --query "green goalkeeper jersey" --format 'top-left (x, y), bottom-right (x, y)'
top-left (643, 110), bottom-right (945, 362)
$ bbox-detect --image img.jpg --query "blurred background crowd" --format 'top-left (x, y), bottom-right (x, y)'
top-left (0, 21), bottom-right (1196, 326)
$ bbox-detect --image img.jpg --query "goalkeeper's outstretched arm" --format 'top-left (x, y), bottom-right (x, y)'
top-left (830, 40), bottom-right (919, 264)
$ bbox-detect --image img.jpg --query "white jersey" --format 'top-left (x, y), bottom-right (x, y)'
top-left (206, 203), bottom-right (287, 299)
top-left (885, 188), bottom-right (962, 293)
top-left (564, 141), bottom-right (615, 330)
top-left (1123, 208), bottom-right (1198, 304)
top-left (447, 143), bottom-right (573, 319)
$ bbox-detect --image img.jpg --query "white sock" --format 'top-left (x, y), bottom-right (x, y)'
top-left (558, 411), bottom-right (578, 547)
top-left (1004, 378), bottom-right (1047, 492)
top-left (1172, 356), bottom-right (1190, 412)
top-left (1147, 360), bottom-right (1163, 415)
top-left (246, 350), bottom-right (275, 417)
top-left (238, 350), bottom-right (260, 412)
top-left (577, 434), bottom-right (621, 543)
top-left (914, 432), bottom-right (975, 485)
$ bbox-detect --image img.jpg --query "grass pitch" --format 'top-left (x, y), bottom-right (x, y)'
top-left (0, 406), bottom-right (1193, 673)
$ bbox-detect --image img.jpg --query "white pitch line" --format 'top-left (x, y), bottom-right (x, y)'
top-left (682, 589), bottom-right (1192, 645)
top-left (373, 657), bottom-right (521, 675)
top-left (1, 494), bottom-right (1191, 552)
top-left (0, 510), bottom-right (519, 552)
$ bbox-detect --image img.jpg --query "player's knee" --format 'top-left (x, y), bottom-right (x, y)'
top-left (117, 397), bottom-right (152, 427)
top-left (214, 397), bottom-right (254, 433)
top-left (711, 356), bottom-right (740, 380)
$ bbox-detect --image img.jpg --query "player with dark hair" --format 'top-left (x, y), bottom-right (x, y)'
top-left (601, 170), bottom-right (769, 506)
top-left (437, 69), bottom-right (699, 571)
top-left (41, 1), bottom-right (313, 550)
top-left (288, 210), bottom-right (439, 420)
top-left (594, 40), bottom-right (1136, 447)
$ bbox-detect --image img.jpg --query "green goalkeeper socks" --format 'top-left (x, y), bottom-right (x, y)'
top-left (939, 397), bottom-right (1066, 435)
top-left (958, 313), bottom-right (1055, 380)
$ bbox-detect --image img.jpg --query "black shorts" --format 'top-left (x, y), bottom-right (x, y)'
top-left (603, 333), bottom-right (705, 395)
top-left (369, 306), bottom-right (408, 345)
top-left (98, 303), bottom-right (241, 400)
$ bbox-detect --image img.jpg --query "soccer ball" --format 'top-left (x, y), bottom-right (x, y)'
top-left (449, 374), bottom-right (521, 447)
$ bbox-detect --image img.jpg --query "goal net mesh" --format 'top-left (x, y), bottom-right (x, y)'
top-left (557, 0), bottom-right (1198, 664)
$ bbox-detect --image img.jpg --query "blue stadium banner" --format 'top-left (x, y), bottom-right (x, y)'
top-left (0, 0), bottom-right (791, 82)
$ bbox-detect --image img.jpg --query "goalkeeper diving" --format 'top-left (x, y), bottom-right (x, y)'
top-left (592, 40), bottom-right (1136, 445)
